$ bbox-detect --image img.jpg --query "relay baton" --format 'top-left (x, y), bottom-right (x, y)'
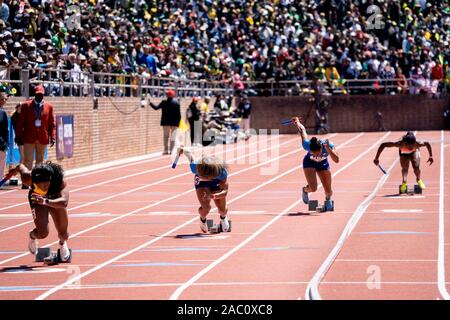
top-left (281, 116), bottom-right (302, 126)
top-left (172, 147), bottom-right (183, 169)
top-left (378, 164), bottom-right (387, 175)
top-left (0, 172), bottom-right (14, 187)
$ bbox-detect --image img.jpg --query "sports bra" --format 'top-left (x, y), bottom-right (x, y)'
top-left (399, 145), bottom-right (417, 154)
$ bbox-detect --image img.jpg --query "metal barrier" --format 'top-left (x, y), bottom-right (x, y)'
top-left (0, 67), bottom-right (447, 98)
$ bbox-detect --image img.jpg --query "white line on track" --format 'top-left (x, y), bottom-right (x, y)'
top-left (5, 281), bottom-right (450, 294)
top-left (335, 259), bottom-right (437, 262)
top-left (437, 130), bottom-right (450, 299)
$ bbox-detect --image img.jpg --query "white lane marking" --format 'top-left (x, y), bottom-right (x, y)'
top-left (335, 259), bottom-right (438, 262)
top-left (4, 281), bottom-right (450, 293)
top-left (438, 130), bottom-right (450, 300)
top-left (385, 196), bottom-right (425, 199)
top-left (381, 209), bottom-right (423, 213)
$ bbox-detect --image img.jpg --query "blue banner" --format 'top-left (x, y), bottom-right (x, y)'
top-left (56, 115), bottom-right (74, 160)
top-left (6, 116), bottom-right (48, 166)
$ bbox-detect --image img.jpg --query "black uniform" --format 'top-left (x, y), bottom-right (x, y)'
top-left (187, 102), bottom-right (201, 144)
top-left (0, 108), bottom-right (8, 153)
top-left (150, 98), bottom-right (181, 127)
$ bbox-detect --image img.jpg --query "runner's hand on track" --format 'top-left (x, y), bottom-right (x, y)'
top-left (427, 157), bottom-right (433, 165)
top-left (373, 158), bottom-right (379, 166)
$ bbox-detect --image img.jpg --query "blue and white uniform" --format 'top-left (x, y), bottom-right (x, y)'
top-left (190, 162), bottom-right (228, 191)
top-left (302, 139), bottom-right (335, 171)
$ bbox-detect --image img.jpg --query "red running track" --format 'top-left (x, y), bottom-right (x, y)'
top-left (0, 131), bottom-right (448, 300)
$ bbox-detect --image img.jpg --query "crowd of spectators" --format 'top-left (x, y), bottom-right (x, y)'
top-left (0, 0), bottom-right (449, 96)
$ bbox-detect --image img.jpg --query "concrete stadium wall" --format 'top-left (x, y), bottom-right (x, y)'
top-left (249, 95), bottom-right (450, 134)
top-left (3, 97), bottom-right (191, 170)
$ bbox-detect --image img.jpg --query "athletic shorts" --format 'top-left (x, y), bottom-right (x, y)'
top-left (303, 155), bottom-right (330, 171)
top-left (194, 175), bottom-right (222, 192)
top-left (399, 150), bottom-right (420, 167)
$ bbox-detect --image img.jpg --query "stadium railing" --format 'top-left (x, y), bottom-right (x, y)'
top-left (0, 67), bottom-right (447, 98)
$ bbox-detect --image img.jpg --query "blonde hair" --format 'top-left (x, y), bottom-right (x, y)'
top-left (196, 156), bottom-right (228, 179)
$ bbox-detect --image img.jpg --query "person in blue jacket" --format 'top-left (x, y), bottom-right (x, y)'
top-left (179, 147), bottom-right (230, 233)
top-left (292, 117), bottom-right (339, 211)
top-left (0, 88), bottom-right (9, 181)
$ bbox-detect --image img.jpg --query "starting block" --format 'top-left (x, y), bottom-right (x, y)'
top-left (35, 247), bottom-right (72, 265)
top-left (399, 184), bottom-right (422, 195)
top-left (206, 219), bottom-right (232, 233)
top-left (308, 200), bottom-right (334, 212)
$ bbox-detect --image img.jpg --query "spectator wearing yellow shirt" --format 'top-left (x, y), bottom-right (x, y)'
top-left (199, 96), bottom-right (211, 114)
top-left (325, 62), bottom-right (346, 94)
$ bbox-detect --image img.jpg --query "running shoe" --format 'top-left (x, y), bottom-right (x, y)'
top-left (400, 182), bottom-right (407, 193)
top-left (220, 215), bottom-right (230, 232)
top-left (28, 231), bottom-right (37, 255)
top-left (324, 199), bottom-right (334, 211)
top-left (59, 241), bottom-right (71, 262)
top-left (302, 187), bottom-right (309, 204)
top-left (200, 218), bottom-right (208, 233)
top-left (417, 179), bottom-right (426, 190)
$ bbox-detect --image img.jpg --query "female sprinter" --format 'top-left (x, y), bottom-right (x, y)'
top-left (292, 117), bottom-right (339, 210)
top-left (178, 148), bottom-right (230, 232)
top-left (373, 131), bottom-right (433, 192)
top-left (8, 161), bottom-right (71, 261)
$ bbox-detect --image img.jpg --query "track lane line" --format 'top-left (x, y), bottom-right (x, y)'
top-left (438, 130), bottom-right (450, 299)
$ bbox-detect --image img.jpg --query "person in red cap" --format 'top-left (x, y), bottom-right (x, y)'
top-left (15, 85), bottom-right (56, 178)
top-left (150, 89), bottom-right (181, 155)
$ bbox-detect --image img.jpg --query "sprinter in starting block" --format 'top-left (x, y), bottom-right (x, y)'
top-left (373, 131), bottom-right (433, 194)
top-left (7, 162), bottom-right (72, 263)
top-left (176, 147), bottom-right (231, 233)
top-left (289, 117), bottom-right (339, 212)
